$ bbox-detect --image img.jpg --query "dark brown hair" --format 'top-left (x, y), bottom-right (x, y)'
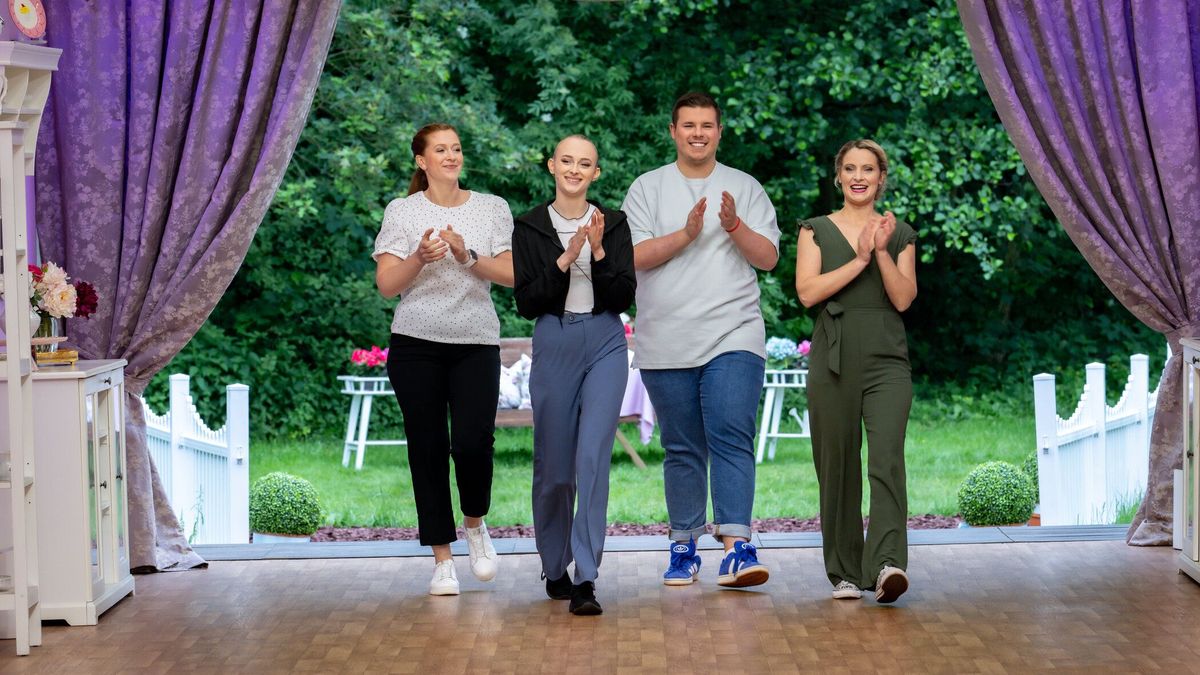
top-left (671, 91), bottom-right (722, 126)
top-left (408, 123), bottom-right (458, 196)
top-left (833, 139), bottom-right (889, 200)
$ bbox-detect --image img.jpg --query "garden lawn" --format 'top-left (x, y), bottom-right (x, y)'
top-left (250, 400), bottom-right (1036, 528)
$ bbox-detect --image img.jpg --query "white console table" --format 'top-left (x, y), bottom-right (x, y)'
top-left (756, 369), bottom-right (811, 463)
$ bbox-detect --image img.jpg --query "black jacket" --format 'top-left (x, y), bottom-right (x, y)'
top-left (512, 200), bottom-right (636, 320)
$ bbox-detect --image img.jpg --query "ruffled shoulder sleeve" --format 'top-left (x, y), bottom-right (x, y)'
top-left (894, 220), bottom-right (917, 251)
top-left (798, 217), bottom-right (821, 247)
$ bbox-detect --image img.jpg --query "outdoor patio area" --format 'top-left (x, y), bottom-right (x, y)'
top-left (4, 527), bottom-right (1200, 672)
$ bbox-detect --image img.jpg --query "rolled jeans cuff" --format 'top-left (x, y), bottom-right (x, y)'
top-left (710, 523), bottom-right (752, 541)
top-left (669, 524), bottom-right (708, 543)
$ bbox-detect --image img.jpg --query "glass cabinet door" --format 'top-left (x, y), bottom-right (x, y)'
top-left (111, 383), bottom-right (128, 572)
top-left (85, 392), bottom-right (104, 592)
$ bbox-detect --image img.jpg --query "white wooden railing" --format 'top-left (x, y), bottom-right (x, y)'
top-left (1033, 354), bottom-right (1160, 525)
top-left (143, 374), bottom-right (249, 545)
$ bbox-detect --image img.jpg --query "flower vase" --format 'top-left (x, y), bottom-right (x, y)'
top-left (33, 313), bottom-right (61, 353)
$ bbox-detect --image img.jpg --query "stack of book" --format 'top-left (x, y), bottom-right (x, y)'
top-left (34, 348), bottom-right (79, 366)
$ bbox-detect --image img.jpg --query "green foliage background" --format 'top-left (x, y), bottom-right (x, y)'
top-left (145, 0), bottom-right (1161, 435)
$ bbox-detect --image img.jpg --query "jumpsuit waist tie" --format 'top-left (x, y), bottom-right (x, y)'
top-left (819, 301), bottom-right (896, 376)
top-left (821, 301), bottom-right (845, 375)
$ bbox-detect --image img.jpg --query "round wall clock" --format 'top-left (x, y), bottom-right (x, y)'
top-left (9, 0), bottom-right (46, 40)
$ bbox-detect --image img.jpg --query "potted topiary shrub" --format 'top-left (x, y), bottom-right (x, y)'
top-left (1022, 451), bottom-right (1041, 525)
top-left (957, 461), bottom-right (1036, 527)
top-left (250, 472), bottom-right (323, 543)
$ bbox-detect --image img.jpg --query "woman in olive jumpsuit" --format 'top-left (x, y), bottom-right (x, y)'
top-left (795, 140), bottom-right (918, 604)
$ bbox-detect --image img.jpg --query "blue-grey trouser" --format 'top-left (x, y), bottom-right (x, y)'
top-left (530, 311), bottom-right (628, 584)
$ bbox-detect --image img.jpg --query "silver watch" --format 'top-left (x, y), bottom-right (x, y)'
top-left (460, 248), bottom-right (479, 268)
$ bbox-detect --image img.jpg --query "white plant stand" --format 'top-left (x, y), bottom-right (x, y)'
top-left (337, 375), bottom-right (405, 471)
top-left (756, 369), bottom-right (811, 464)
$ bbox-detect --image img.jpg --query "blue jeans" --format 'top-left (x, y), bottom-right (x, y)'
top-left (640, 350), bottom-right (765, 542)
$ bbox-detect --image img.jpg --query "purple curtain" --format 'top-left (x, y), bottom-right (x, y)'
top-left (36, 1), bottom-right (340, 570)
top-left (957, 0), bottom-right (1200, 545)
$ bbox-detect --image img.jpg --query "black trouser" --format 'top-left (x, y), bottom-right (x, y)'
top-left (387, 334), bottom-right (500, 546)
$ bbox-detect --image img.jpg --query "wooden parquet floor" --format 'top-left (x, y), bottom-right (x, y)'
top-left (4, 540), bottom-right (1200, 673)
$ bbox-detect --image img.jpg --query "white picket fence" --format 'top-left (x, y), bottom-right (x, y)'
top-left (143, 374), bottom-right (249, 545)
top-left (1033, 354), bottom-right (1159, 526)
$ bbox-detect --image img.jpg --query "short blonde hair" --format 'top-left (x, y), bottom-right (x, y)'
top-left (833, 139), bottom-right (889, 200)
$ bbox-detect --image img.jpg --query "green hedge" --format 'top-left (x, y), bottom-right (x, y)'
top-left (249, 472), bottom-right (323, 536)
top-left (957, 461), bottom-right (1036, 526)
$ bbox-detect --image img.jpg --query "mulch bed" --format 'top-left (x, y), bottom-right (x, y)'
top-left (311, 514), bottom-right (961, 542)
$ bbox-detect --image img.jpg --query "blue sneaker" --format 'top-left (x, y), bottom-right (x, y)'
top-left (663, 538), bottom-right (702, 586)
top-left (717, 540), bottom-right (769, 588)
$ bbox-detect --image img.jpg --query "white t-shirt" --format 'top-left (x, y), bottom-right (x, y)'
top-left (549, 204), bottom-right (596, 314)
top-left (373, 191), bottom-right (513, 344)
top-left (621, 162), bottom-right (780, 369)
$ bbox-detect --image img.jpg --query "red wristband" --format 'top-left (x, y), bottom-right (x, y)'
top-left (724, 218), bottom-right (742, 234)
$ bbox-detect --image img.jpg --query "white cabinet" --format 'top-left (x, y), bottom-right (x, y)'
top-left (0, 360), bottom-right (134, 624)
top-left (1181, 338), bottom-right (1200, 584)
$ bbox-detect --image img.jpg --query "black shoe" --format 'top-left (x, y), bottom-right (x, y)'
top-left (569, 581), bottom-right (603, 615)
top-left (542, 572), bottom-right (571, 600)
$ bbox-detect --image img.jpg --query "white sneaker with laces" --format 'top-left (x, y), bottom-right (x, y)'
top-left (465, 522), bottom-right (498, 582)
top-left (875, 565), bottom-right (909, 603)
top-left (429, 559), bottom-right (459, 596)
top-left (832, 580), bottom-right (863, 599)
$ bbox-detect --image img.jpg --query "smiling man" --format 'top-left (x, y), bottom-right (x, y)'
top-left (621, 91), bottom-right (781, 589)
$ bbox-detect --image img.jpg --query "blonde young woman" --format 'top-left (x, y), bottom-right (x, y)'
top-left (512, 135), bottom-right (635, 615)
top-left (795, 139), bottom-right (918, 603)
top-left (373, 123), bottom-right (514, 596)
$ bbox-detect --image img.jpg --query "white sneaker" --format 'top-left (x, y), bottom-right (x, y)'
top-left (429, 559), bottom-right (459, 596)
top-left (875, 565), bottom-right (909, 603)
top-left (832, 580), bottom-right (863, 599)
top-left (465, 522), bottom-right (498, 582)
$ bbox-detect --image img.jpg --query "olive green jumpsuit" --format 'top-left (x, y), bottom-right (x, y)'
top-left (802, 216), bottom-right (916, 590)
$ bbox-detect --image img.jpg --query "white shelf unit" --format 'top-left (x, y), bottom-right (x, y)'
top-left (0, 41), bottom-right (60, 656)
top-left (0, 361), bottom-right (134, 623)
top-left (1180, 338), bottom-right (1200, 584)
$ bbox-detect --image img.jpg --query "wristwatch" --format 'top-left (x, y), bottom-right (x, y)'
top-left (460, 248), bottom-right (479, 269)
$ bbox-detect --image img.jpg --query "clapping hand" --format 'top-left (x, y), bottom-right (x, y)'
top-left (684, 197), bottom-right (706, 240)
top-left (417, 228), bottom-right (449, 264)
top-left (558, 226), bottom-right (587, 272)
top-left (585, 209), bottom-right (606, 260)
top-left (438, 224), bottom-right (469, 264)
top-left (856, 219), bottom-right (880, 263)
top-left (719, 191), bottom-right (738, 231)
top-left (873, 211), bottom-right (896, 252)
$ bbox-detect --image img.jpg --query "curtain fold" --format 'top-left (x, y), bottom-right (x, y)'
top-left (957, 0), bottom-right (1200, 545)
top-left (36, 0), bottom-right (341, 570)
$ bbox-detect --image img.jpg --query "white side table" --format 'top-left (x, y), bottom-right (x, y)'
top-left (337, 376), bottom-right (405, 470)
top-left (756, 369), bottom-right (810, 463)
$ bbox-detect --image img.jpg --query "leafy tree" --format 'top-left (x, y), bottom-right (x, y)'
top-left (148, 0), bottom-right (1159, 436)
